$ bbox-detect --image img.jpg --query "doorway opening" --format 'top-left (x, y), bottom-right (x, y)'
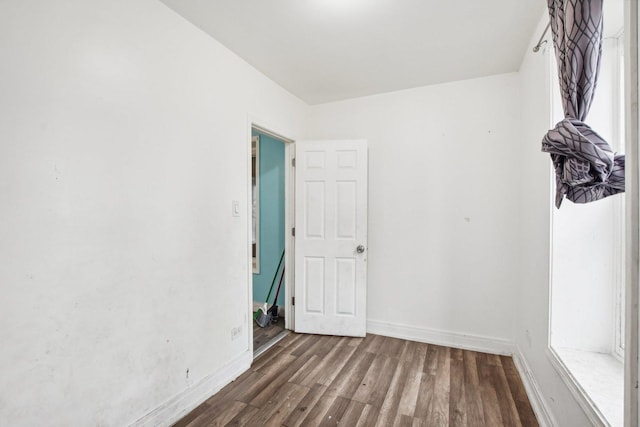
top-left (249, 124), bottom-right (294, 358)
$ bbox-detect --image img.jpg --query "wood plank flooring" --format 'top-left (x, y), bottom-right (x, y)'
top-left (174, 333), bottom-right (539, 427)
top-left (253, 316), bottom-right (285, 351)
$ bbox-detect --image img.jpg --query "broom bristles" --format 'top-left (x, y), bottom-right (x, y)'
top-left (255, 308), bottom-right (272, 328)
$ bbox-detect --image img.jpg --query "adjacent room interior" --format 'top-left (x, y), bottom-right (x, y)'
top-left (251, 127), bottom-right (288, 354)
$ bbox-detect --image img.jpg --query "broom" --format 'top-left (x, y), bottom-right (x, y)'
top-left (255, 250), bottom-right (284, 327)
top-left (267, 266), bottom-right (285, 323)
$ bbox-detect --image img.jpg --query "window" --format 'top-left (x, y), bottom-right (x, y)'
top-left (548, 31), bottom-right (626, 427)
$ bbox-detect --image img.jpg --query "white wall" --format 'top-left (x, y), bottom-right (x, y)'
top-left (307, 73), bottom-right (522, 346)
top-left (0, 1), bottom-right (307, 426)
top-left (515, 16), bottom-right (594, 426)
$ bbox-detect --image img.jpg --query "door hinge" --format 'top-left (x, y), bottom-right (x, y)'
top-left (291, 227), bottom-right (295, 236)
top-left (292, 157), bottom-right (296, 167)
top-left (291, 296), bottom-right (295, 306)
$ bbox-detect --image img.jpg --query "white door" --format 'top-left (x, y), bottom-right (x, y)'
top-left (294, 140), bottom-right (368, 337)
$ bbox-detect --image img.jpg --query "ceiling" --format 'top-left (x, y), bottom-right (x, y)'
top-left (159, 0), bottom-right (545, 105)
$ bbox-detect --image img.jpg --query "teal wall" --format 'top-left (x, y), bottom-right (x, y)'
top-left (253, 130), bottom-right (285, 307)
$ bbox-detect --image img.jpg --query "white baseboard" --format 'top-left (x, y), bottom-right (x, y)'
top-left (512, 348), bottom-right (557, 427)
top-left (131, 350), bottom-right (252, 427)
top-left (366, 319), bottom-right (516, 355)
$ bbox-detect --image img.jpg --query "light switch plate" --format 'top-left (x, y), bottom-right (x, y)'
top-left (232, 200), bottom-right (240, 217)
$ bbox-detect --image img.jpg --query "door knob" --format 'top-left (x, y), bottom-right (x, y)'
top-left (356, 245), bottom-right (365, 254)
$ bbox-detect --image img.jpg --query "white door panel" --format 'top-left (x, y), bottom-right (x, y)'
top-left (294, 140), bottom-right (367, 337)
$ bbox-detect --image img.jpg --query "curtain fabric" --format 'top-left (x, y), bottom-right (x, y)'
top-left (542, 0), bottom-right (625, 208)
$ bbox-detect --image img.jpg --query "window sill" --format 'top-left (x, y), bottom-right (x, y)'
top-left (548, 346), bottom-right (623, 427)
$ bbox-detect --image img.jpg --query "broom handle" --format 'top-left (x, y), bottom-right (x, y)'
top-left (265, 250), bottom-right (285, 302)
top-left (272, 266), bottom-right (285, 305)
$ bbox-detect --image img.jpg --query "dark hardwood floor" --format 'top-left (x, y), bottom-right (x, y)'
top-left (174, 333), bottom-right (539, 427)
top-left (253, 316), bottom-right (286, 351)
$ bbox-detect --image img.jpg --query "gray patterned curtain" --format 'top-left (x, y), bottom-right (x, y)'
top-left (542, 0), bottom-right (625, 208)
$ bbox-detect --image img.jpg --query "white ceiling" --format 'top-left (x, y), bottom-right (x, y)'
top-left (159, 0), bottom-right (545, 105)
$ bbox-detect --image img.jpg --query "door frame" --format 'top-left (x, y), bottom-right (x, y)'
top-left (624, 0), bottom-right (639, 425)
top-left (246, 116), bottom-right (296, 355)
